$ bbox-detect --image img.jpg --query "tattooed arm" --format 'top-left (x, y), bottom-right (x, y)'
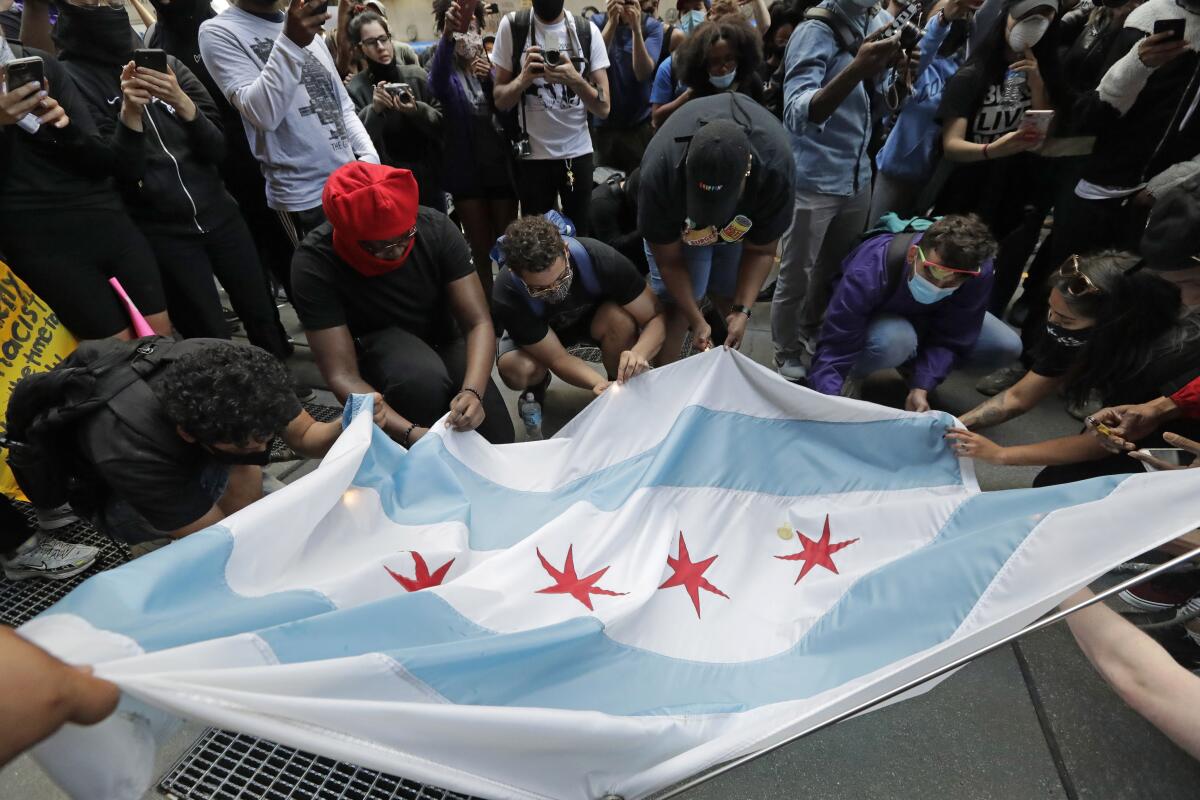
top-left (960, 371), bottom-right (1062, 430)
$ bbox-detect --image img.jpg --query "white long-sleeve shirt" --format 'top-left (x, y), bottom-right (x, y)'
top-left (199, 6), bottom-right (378, 212)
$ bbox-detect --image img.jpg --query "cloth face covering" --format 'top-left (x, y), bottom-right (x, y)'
top-left (679, 9), bottom-right (706, 32)
top-left (54, 1), bottom-right (138, 64)
top-left (533, 0), bottom-right (565, 21)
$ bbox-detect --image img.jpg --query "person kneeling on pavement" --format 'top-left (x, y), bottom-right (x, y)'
top-left (494, 215), bottom-right (665, 422)
top-left (1, 337), bottom-right (383, 579)
top-left (807, 215), bottom-right (1020, 411)
top-left (292, 162), bottom-right (515, 447)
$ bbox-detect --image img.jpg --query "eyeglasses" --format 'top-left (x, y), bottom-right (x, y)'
top-left (916, 246), bottom-right (979, 281)
top-left (360, 225), bottom-right (416, 259)
top-left (522, 260), bottom-right (572, 299)
top-left (359, 34), bottom-right (391, 48)
top-left (1058, 254), bottom-right (1102, 297)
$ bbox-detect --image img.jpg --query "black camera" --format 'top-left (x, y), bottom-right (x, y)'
top-left (544, 49), bottom-right (562, 66)
top-left (512, 135), bottom-right (532, 159)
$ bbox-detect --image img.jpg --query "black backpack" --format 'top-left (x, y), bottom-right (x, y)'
top-left (5, 336), bottom-right (201, 516)
top-left (506, 9), bottom-right (593, 78)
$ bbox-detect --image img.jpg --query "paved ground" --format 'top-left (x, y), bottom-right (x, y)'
top-left (3, 292), bottom-right (1198, 800)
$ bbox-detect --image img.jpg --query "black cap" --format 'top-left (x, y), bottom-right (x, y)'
top-left (1142, 175), bottom-right (1200, 271)
top-left (684, 120), bottom-right (751, 229)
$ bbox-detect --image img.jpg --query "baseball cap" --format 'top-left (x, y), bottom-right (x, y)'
top-left (1141, 175), bottom-right (1200, 271)
top-left (684, 120), bottom-right (751, 229)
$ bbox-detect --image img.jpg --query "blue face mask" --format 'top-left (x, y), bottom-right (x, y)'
top-left (908, 271), bottom-right (958, 304)
top-left (679, 9), bottom-right (706, 32)
top-left (709, 68), bottom-right (737, 89)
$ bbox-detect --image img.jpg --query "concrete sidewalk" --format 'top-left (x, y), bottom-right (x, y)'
top-left (2, 298), bottom-right (1198, 800)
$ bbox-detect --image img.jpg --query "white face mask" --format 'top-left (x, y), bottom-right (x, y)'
top-left (1006, 15), bottom-right (1051, 51)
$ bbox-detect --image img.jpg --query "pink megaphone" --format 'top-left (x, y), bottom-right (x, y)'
top-left (108, 277), bottom-right (156, 338)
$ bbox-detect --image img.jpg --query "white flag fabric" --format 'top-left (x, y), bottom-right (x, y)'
top-left (20, 349), bottom-right (1200, 800)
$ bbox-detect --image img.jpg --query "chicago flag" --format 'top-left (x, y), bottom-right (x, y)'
top-left (21, 349), bottom-right (1200, 800)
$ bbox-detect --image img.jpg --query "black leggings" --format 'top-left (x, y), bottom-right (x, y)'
top-left (0, 495), bottom-right (33, 554)
top-left (358, 327), bottom-right (515, 444)
top-left (0, 208), bottom-right (166, 339)
top-left (515, 153), bottom-right (594, 236)
top-left (144, 214), bottom-right (291, 359)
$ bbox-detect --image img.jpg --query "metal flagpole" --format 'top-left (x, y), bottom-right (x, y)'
top-left (635, 543), bottom-right (1200, 800)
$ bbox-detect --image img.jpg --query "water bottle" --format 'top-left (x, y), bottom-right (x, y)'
top-left (519, 391), bottom-right (543, 441)
top-left (1002, 68), bottom-right (1026, 110)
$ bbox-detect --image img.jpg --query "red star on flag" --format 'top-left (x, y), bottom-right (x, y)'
top-left (385, 552), bottom-right (455, 592)
top-left (776, 515), bottom-right (858, 584)
top-left (658, 532), bottom-right (729, 618)
top-left (535, 545), bottom-right (627, 611)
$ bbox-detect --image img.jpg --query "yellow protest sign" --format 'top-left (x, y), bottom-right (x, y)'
top-left (0, 261), bottom-right (78, 500)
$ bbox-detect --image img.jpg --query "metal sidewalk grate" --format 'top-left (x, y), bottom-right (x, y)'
top-left (0, 504), bottom-right (129, 627)
top-left (159, 729), bottom-right (482, 800)
top-left (271, 401), bottom-right (344, 462)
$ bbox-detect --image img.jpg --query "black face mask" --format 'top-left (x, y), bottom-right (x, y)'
top-left (150, 0), bottom-right (213, 34)
top-left (54, 2), bottom-right (140, 65)
top-left (532, 0), bottom-right (565, 21)
top-left (365, 57), bottom-right (401, 84)
top-left (1044, 321), bottom-right (1093, 348)
top-left (204, 442), bottom-right (273, 466)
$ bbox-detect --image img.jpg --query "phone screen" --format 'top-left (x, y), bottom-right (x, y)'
top-left (1143, 448), bottom-right (1197, 467)
top-left (1153, 18), bottom-right (1185, 42)
top-left (1018, 109), bottom-right (1054, 137)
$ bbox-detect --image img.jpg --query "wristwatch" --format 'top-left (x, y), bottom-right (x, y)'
top-left (732, 304), bottom-right (752, 318)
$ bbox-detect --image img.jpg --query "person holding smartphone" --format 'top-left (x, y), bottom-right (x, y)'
top-left (935, 0), bottom-right (1065, 317)
top-left (199, 0), bottom-right (378, 250)
top-left (346, 11), bottom-right (445, 211)
top-left (52, 0), bottom-right (291, 364)
top-left (590, 0), bottom-right (664, 172)
top-left (0, 40), bottom-right (173, 342)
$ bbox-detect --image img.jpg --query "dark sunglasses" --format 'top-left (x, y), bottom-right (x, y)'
top-left (1058, 254), bottom-right (1102, 297)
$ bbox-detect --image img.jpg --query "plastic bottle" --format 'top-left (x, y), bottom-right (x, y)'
top-left (1002, 68), bottom-right (1026, 110)
top-left (519, 391), bottom-right (543, 441)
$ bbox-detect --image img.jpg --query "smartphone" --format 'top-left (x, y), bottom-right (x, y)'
top-left (1137, 447), bottom-right (1197, 471)
top-left (458, 0), bottom-right (478, 31)
top-left (133, 48), bottom-right (168, 74)
top-left (1018, 109), bottom-right (1054, 138)
top-left (1153, 18), bottom-right (1185, 42)
top-left (4, 56), bottom-right (44, 92)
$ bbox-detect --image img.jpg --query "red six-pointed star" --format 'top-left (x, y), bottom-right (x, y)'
top-left (658, 531), bottom-right (729, 618)
top-left (776, 514), bottom-right (859, 584)
top-left (385, 552), bottom-right (455, 592)
top-left (535, 545), bottom-right (627, 610)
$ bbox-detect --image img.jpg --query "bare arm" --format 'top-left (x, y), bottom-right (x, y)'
top-left (128, 0), bottom-right (157, 29)
top-left (168, 504), bottom-right (226, 539)
top-left (733, 240), bottom-right (777, 310)
top-left (445, 273), bottom-right (498, 406)
top-left (492, 63), bottom-right (531, 111)
top-left (18, 0), bottom-right (54, 53)
top-left (1064, 588), bottom-right (1200, 759)
top-left (630, 14), bottom-right (655, 82)
top-left (960, 371), bottom-right (1062, 430)
top-left (305, 325), bottom-right (417, 441)
top-left (649, 240), bottom-right (703, 333)
top-left (942, 116), bottom-right (1042, 163)
top-left (523, 330), bottom-right (609, 392)
top-left (623, 285), bottom-right (666, 365)
top-left (746, 0), bottom-right (770, 31)
top-left (651, 86), bottom-right (691, 128)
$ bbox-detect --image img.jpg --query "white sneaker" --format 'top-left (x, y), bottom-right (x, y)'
top-left (2, 534), bottom-right (99, 581)
top-left (778, 358), bottom-right (807, 382)
top-left (35, 502), bottom-right (80, 531)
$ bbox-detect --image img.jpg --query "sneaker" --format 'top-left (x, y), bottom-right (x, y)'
top-left (975, 364), bottom-right (1025, 396)
top-left (2, 534), bottom-right (99, 581)
top-left (35, 503), bottom-right (80, 531)
top-left (756, 280), bottom-right (776, 303)
top-left (1066, 389), bottom-right (1103, 421)
top-left (778, 358), bottom-right (807, 382)
top-left (293, 381), bottom-right (316, 404)
top-left (1119, 572), bottom-right (1200, 612)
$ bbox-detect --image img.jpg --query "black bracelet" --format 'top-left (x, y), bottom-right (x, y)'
top-left (458, 387), bottom-right (484, 403)
top-left (402, 423), bottom-right (417, 447)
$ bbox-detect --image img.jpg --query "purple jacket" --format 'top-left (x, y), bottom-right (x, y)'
top-left (809, 232), bottom-right (994, 395)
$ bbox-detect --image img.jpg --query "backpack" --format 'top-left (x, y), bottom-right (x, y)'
top-left (507, 9), bottom-right (593, 80)
top-left (492, 219), bottom-right (604, 318)
top-left (4, 336), bottom-right (200, 516)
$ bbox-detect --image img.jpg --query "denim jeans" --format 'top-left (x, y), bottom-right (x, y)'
top-left (645, 239), bottom-right (742, 302)
top-left (848, 312), bottom-right (1023, 379)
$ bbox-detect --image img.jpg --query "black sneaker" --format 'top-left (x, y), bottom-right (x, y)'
top-left (293, 381), bottom-right (317, 403)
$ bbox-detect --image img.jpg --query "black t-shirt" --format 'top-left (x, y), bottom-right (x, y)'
top-left (291, 208), bottom-right (476, 341)
top-left (936, 61), bottom-right (1032, 145)
top-left (638, 94), bottom-right (795, 246)
top-left (73, 339), bottom-right (301, 532)
top-left (1106, 311), bottom-right (1200, 406)
top-left (492, 237), bottom-right (646, 347)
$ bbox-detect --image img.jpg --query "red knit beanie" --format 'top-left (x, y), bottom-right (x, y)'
top-left (323, 163), bottom-right (420, 276)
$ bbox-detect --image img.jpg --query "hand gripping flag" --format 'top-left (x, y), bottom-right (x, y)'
top-left (20, 349), bottom-right (1200, 800)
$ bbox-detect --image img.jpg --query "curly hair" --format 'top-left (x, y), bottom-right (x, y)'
top-left (499, 216), bottom-right (565, 274)
top-left (673, 17), bottom-right (763, 101)
top-left (433, 0), bottom-right (486, 33)
top-left (1054, 251), bottom-right (1184, 405)
top-left (154, 344), bottom-right (298, 447)
top-left (920, 214), bottom-right (998, 273)
top-left (348, 10), bottom-right (389, 45)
